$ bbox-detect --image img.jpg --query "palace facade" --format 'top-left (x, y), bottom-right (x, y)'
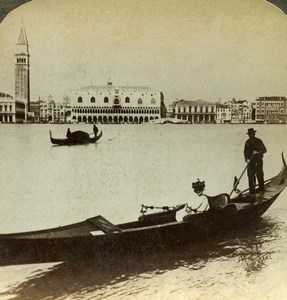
top-left (173, 99), bottom-right (216, 123)
top-left (0, 92), bottom-right (24, 123)
top-left (256, 96), bottom-right (287, 123)
top-left (67, 82), bottom-right (164, 124)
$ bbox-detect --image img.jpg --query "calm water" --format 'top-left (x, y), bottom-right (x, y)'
top-left (0, 123), bottom-right (287, 300)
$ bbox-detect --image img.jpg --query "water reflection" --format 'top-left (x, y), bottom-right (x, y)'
top-left (4, 217), bottom-right (281, 300)
top-left (238, 243), bottom-right (272, 275)
top-left (221, 216), bottom-right (283, 276)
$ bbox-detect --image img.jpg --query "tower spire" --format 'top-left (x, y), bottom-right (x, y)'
top-left (17, 21), bottom-right (29, 46)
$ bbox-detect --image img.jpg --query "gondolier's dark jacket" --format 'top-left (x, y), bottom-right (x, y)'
top-left (244, 137), bottom-right (267, 162)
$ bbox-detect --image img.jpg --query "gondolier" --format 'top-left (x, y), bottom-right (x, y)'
top-left (66, 128), bottom-right (72, 140)
top-left (244, 128), bottom-right (267, 194)
top-left (93, 124), bottom-right (98, 136)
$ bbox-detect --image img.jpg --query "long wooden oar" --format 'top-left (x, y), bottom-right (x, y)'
top-left (229, 154), bottom-right (254, 197)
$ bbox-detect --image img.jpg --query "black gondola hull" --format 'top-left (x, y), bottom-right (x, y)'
top-left (0, 195), bottom-right (280, 266)
top-left (50, 130), bottom-right (102, 145)
top-left (0, 154), bottom-right (286, 266)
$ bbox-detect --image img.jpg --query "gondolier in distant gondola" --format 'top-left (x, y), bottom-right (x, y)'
top-left (93, 124), bottom-right (98, 136)
top-left (244, 128), bottom-right (267, 194)
top-left (66, 128), bottom-right (72, 140)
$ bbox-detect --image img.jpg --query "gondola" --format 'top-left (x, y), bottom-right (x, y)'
top-left (50, 129), bottom-right (102, 145)
top-left (0, 153), bottom-right (286, 266)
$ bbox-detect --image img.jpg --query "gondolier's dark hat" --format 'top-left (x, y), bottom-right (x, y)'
top-left (247, 128), bottom-right (256, 135)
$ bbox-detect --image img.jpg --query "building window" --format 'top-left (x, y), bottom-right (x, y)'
top-left (138, 98), bottom-right (143, 105)
top-left (104, 97), bottom-right (109, 103)
top-left (125, 97), bottom-right (130, 103)
top-left (151, 98), bottom-right (156, 105)
top-left (78, 97), bottom-right (83, 103)
top-left (91, 97), bottom-right (95, 103)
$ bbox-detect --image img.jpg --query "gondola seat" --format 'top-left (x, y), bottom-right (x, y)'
top-left (206, 193), bottom-right (230, 210)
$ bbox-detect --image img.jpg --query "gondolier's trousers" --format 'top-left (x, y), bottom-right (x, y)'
top-left (247, 160), bottom-right (264, 194)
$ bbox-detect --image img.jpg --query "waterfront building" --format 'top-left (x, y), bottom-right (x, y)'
top-left (0, 93), bottom-right (15, 123)
top-left (67, 81), bottom-right (163, 123)
top-left (222, 99), bottom-right (255, 123)
top-left (216, 104), bottom-right (232, 123)
top-left (256, 96), bottom-right (287, 123)
top-left (173, 99), bottom-right (216, 123)
top-left (15, 23), bottom-right (30, 122)
top-left (39, 95), bottom-right (66, 123)
top-left (228, 99), bottom-right (253, 123)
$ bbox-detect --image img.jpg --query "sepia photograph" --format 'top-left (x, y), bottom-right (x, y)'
top-left (0, 0), bottom-right (287, 299)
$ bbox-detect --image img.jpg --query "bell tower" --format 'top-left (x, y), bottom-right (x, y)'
top-left (15, 23), bottom-right (30, 114)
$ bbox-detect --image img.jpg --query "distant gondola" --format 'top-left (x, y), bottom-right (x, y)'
top-left (0, 153), bottom-right (286, 266)
top-left (50, 128), bottom-right (102, 145)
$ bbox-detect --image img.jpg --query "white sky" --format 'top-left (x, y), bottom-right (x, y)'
top-left (0, 0), bottom-right (287, 105)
